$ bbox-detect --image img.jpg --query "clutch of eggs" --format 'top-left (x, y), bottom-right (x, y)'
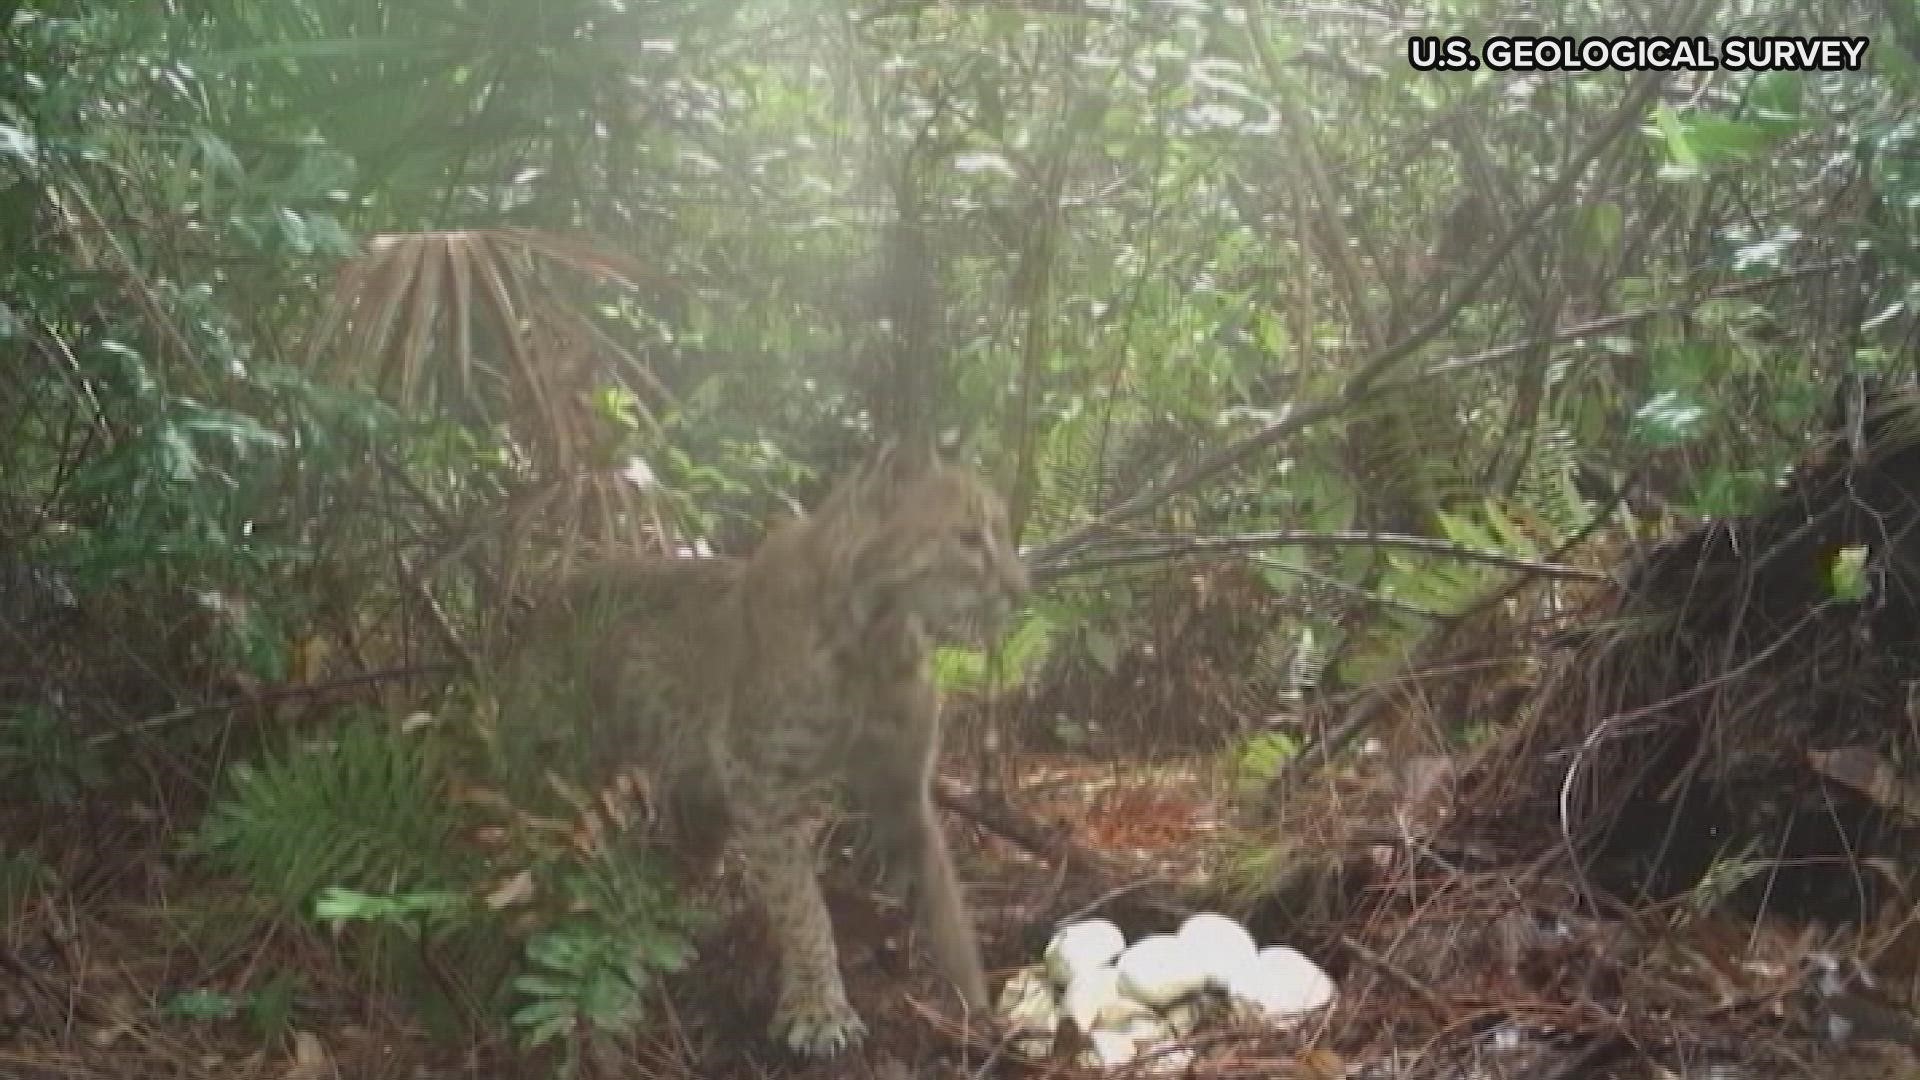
top-left (1002, 912), bottom-right (1338, 1070)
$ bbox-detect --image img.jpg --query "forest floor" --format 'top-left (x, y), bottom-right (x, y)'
top-left (3, 737), bottom-right (1914, 1080)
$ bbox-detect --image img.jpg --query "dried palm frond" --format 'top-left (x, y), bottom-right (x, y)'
top-left (495, 467), bottom-right (685, 593)
top-left (304, 228), bottom-right (677, 474)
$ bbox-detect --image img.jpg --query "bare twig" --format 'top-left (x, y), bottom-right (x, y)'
top-left (1034, 529), bottom-right (1612, 584)
top-left (1382, 259), bottom-right (1854, 392)
top-left (87, 663), bottom-right (456, 746)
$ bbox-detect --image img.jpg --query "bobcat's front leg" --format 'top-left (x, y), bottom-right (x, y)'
top-left (871, 781), bottom-right (989, 1012)
top-left (715, 748), bottom-right (866, 1056)
top-left (851, 681), bottom-right (990, 1012)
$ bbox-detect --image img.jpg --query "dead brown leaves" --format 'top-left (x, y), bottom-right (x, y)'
top-left (304, 228), bottom-right (676, 476)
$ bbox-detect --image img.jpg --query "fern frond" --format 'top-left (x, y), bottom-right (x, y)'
top-left (194, 717), bottom-right (470, 913)
top-left (1511, 423), bottom-right (1594, 540)
top-left (1028, 401), bottom-right (1109, 536)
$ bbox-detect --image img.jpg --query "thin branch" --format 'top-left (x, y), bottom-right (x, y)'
top-left (88, 664), bottom-right (457, 747)
top-left (1252, 554), bottom-right (1447, 618)
top-left (1383, 259), bottom-right (1855, 391)
top-left (1034, 529), bottom-right (1611, 584)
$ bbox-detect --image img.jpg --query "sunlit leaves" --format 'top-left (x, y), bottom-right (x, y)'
top-left (1749, 71), bottom-right (1804, 125)
top-left (190, 130), bottom-right (244, 181)
top-left (1631, 390), bottom-right (1709, 447)
top-left (952, 151), bottom-right (1019, 179)
top-left (0, 123), bottom-right (37, 167)
top-left (1652, 73), bottom-right (1806, 182)
top-left (1732, 227), bottom-right (1802, 273)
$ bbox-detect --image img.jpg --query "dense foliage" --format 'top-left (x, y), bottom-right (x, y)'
top-left (3, 0), bottom-right (1917, 1068)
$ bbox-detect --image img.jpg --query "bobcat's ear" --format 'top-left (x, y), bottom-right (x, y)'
top-left (840, 435), bottom-right (941, 518)
top-left (867, 434), bottom-right (942, 486)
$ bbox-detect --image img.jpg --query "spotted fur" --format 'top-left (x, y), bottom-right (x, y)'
top-left (529, 440), bottom-right (1027, 1055)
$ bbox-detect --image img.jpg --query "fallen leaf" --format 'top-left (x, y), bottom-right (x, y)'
top-left (483, 870), bottom-right (537, 910)
top-left (281, 1029), bottom-right (335, 1080)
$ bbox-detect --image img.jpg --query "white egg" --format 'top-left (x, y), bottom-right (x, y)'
top-left (1046, 918), bottom-right (1127, 986)
top-left (1225, 945), bottom-right (1336, 1027)
top-left (1094, 1010), bottom-right (1171, 1040)
top-left (1177, 911), bottom-right (1259, 983)
top-left (1062, 964), bottom-right (1133, 1033)
top-left (1079, 1026), bottom-right (1142, 1069)
top-left (1116, 932), bottom-right (1212, 1008)
top-left (1080, 1013), bottom-right (1171, 1069)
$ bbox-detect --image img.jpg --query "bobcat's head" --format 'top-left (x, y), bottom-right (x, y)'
top-left (821, 439), bottom-right (1030, 649)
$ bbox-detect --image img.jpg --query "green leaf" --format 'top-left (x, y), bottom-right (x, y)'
top-left (639, 934), bottom-right (691, 971)
top-left (193, 131), bottom-right (245, 181)
top-left (510, 996), bottom-right (575, 1028)
top-left (1654, 105), bottom-right (1698, 174)
top-left (177, 411), bottom-right (288, 455)
top-left (512, 975), bottom-right (573, 998)
top-left (1733, 229), bottom-right (1800, 273)
top-left (303, 213), bottom-right (356, 256)
top-left (0, 123), bottom-right (37, 166)
top-left (189, 38), bottom-right (423, 71)
top-left (1830, 545), bottom-right (1871, 602)
top-left (1656, 104), bottom-right (1786, 181)
top-left (1083, 626), bottom-right (1121, 674)
top-left (952, 151), bottom-right (1018, 179)
top-left (1630, 391), bottom-right (1709, 447)
top-left (1749, 71), bottom-right (1803, 128)
top-left (1577, 201), bottom-right (1622, 253)
top-left (1683, 115), bottom-right (1774, 163)
top-left (276, 209), bottom-right (313, 255)
top-left (527, 929), bottom-right (589, 972)
top-left (156, 427), bottom-right (204, 482)
top-left (244, 972), bottom-right (301, 1043)
top-left (196, 721), bottom-right (464, 915)
top-left (164, 989), bottom-right (241, 1022)
top-left (1651, 340), bottom-right (1718, 390)
top-left (1233, 731), bottom-right (1300, 789)
top-left (593, 386), bottom-right (643, 432)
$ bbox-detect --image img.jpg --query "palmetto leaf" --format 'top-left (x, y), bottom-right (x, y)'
top-left (304, 228), bottom-right (676, 475)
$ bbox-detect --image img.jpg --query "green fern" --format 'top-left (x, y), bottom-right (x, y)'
top-left (1228, 729), bottom-right (1301, 793)
top-left (511, 850), bottom-right (704, 1076)
top-left (1028, 397), bottom-right (1156, 535)
top-left (193, 716), bottom-right (470, 913)
top-left (0, 705), bottom-right (107, 806)
top-left (934, 606), bottom-right (1058, 693)
top-left (1242, 618), bottom-right (1327, 706)
top-left (1510, 424), bottom-right (1595, 541)
top-left (1027, 400), bottom-right (1106, 536)
top-left (1338, 494), bottom-right (1575, 686)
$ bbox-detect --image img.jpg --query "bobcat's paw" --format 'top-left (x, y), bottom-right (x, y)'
top-left (774, 994), bottom-right (868, 1057)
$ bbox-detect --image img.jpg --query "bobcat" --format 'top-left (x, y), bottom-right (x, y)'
top-left (522, 440), bottom-right (1028, 1055)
